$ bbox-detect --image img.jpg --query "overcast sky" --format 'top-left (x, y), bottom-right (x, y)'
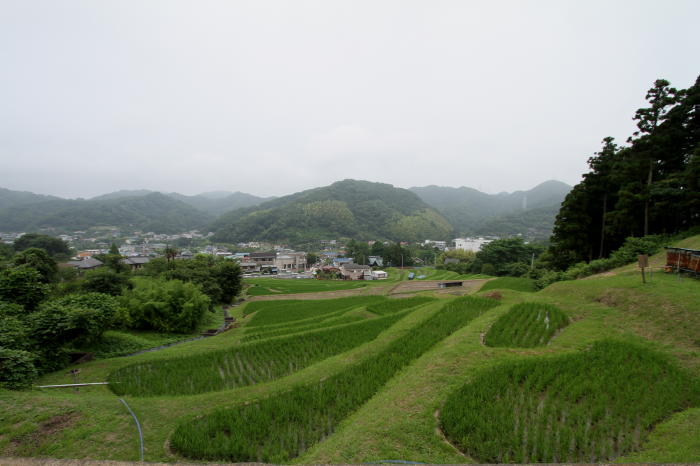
top-left (1, 0), bottom-right (698, 199)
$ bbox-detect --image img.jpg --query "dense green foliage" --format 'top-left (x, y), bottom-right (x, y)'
top-left (212, 180), bottom-right (454, 243)
top-left (550, 76), bottom-right (700, 269)
top-left (12, 233), bottom-right (71, 257)
top-left (410, 180), bottom-right (570, 239)
top-left (141, 255), bottom-right (242, 306)
top-left (0, 267), bottom-right (49, 310)
top-left (109, 303), bottom-right (417, 397)
top-left (119, 278), bottom-right (211, 333)
top-left (0, 192), bottom-right (213, 233)
top-left (472, 238), bottom-right (544, 276)
top-left (171, 296), bottom-right (499, 462)
top-left (13, 248), bottom-right (58, 283)
top-left (484, 302), bottom-right (569, 347)
top-left (441, 340), bottom-right (700, 463)
top-left (0, 348), bottom-right (38, 389)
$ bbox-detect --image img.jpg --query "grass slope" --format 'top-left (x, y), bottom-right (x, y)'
top-left (484, 302), bottom-right (569, 347)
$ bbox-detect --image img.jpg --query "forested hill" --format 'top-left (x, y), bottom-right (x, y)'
top-left (0, 192), bottom-right (213, 233)
top-left (0, 187), bottom-right (63, 209)
top-left (211, 179), bottom-right (454, 243)
top-left (91, 190), bottom-right (271, 215)
top-left (410, 180), bottom-right (571, 238)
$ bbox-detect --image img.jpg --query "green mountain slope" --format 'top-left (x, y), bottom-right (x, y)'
top-left (212, 179), bottom-right (454, 243)
top-left (0, 191), bottom-right (213, 233)
top-left (0, 187), bottom-right (62, 210)
top-left (92, 190), bottom-right (270, 215)
top-left (410, 180), bottom-right (570, 238)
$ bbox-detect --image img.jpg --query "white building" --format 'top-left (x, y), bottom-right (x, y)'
top-left (423, 240), bottom-right (447, 250)
top-left (453, 237), bottom-right (491, 252)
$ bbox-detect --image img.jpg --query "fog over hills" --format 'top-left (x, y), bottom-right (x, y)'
top-left (0, 180), bottom-right (569, 240)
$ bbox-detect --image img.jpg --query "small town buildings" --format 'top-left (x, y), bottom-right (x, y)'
top-left (423, 240), bottom-right (448, 250)
top-left (121, 256), bottom-right (151, 270)
top-left (454, 237), bottom-right (492, 252)
top-left (368, 256), bottom-right (383, 267)
top-left (332, 257), bottom-right (354, 267)
top-left (339, 263), bottom-right (371, 280)
top-left (371, 270), bottom-right (388, 279)
top-left (66, 257), bottom-right (103, 270)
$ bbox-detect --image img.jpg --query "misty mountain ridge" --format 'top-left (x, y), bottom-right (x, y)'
top-left (0, 180), bottom-right (569, 239)
top-left (409, 180), bottom-right (570, 237)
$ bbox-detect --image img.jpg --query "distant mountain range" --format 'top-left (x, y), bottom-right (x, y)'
top-left (0, 180), bottom-right (570, 240)
top-left (410, 180), bottom-right (571, 238)
top-left (90, 190), bottom-right (274, 215)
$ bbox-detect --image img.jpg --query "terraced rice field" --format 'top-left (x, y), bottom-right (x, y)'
top-left (441, 340), bottom-right (700, 463)
top-left (170, 296), bottom-right (500, 462)
top-left (484, 302), bottom-right (569, 347)
top-left (109, 297), bottom-right (431, 396)
top-left (245, 278), bottom-right (372, 296)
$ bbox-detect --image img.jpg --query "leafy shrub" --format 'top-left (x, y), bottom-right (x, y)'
top-left (0, 314), bottom-right (30, 350)
top-left (81, 269), bottom-right (132, 296)
top-left (0, 267), bottom-right (49, 310)
top-left (120, 278), bottom-right (210, 333)
top-left (0, 348), bottom-right (38, 390)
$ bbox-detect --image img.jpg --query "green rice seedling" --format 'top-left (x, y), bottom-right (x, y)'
top-left (108, 308), bottom-right (411, 397)
top-left (242, 296), bottom-right (435, 342)
top-left (243, 296), bottom-right (385, 326)
top-left (485, 302), bottom-right (569, 347)
top-left (170, 296), bottom-right (499, 462)
top-left (441, 340), bottom-right (700, 463)
top-left (245, 278), bottom-right (370, 296)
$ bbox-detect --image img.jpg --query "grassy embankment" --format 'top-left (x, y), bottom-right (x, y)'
top-left (1, 235), bottom-right (699, 463)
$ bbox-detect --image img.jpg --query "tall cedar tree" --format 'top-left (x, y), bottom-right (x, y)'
top-left (550, 75), bottom-right (700, 269)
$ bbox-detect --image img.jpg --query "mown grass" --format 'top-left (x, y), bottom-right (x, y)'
top-left (484, 302), bottom-right (569, 347)
top-left (441, 340), bottom-right (700, 463)
top-left (170, 296), bottom-right (499, 463)
top-left (480, 276), bottom-right (537, 292)
top-left (245, 278), bottom-right (371, 296)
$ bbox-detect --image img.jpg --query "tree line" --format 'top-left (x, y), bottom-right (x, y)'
top-left (0, 235), bottom-right (242, 389)
top-left (549, 75), bottom-right (700, 269)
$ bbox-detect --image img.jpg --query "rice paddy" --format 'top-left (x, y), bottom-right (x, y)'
top-left (170, 296), bottom-right (500, 462)
top-left (484, 302), bottom-right (570, 347)
top-left (109, 310), bottom-right (408, 397)
top-left (245, 278), bottom-right (371, 296)
top-left (440, 340), bottom-right (700, 463)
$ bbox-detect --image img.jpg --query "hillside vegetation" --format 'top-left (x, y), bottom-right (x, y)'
top-left (212, 179), bottom-right (454, 243)
top-left (410, 180), bottom-right (570, 238)
top-left (0, 192), bottom-right (213, 233)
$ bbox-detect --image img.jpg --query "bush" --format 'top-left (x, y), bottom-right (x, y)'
top-left (0, 348), bottom-right (38, 390)
top-left (32, 293), bottom-right (120, 347)
top-left (0, 266), bottom-right (49, 310)
top-left (121, 278), bottom-right (210, 333)
top-left (81, 269), bottom-right (132, 296)
top-left (0, 314), bottom-right (30, 350)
